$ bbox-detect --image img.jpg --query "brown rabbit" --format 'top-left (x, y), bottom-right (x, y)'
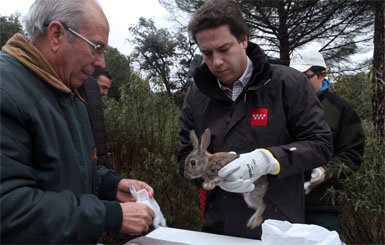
top-left (184, 128), bottom-right (268, 229)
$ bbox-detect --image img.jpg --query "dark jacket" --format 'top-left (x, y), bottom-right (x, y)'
top-left (178, 42), bottom-right (333, 239)
top-left (78, 77), bottom-right (111, 168)
top-left (305, 89), bottom-right (365, 212)
top-left (0, 35), bottom-right (122, 243)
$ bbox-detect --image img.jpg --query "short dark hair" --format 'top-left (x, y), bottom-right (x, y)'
top-left (310, 66), bottom-right (326, 77)
top-left (93, 69), bottom-right (112, 81)
top-left (188, 0), bottom-right (248, 43)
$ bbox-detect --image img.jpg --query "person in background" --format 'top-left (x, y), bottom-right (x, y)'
top-left (290, 48), bottom-right (365, 231)
top-left (78, 69), bottom-right (112, 168)
top-left (178, 0), bottom-right (333, 239)
top-left (0, 0), bottom-right (154, 243)
top-left (94, 68), bottom-right (112, 96)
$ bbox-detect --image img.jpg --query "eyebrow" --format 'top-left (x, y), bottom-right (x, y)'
top-left (200, 42), bottom-right (232, 53)
top-left (94, 41), bottom-right (106, 49)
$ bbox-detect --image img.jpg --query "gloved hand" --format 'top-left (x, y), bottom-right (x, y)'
top-left (218, 149), bottom-right (280, 193)
top-left (304, 167), bottom-right (325, 195)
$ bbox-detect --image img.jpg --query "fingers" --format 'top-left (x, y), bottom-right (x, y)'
top-left (130, 179), bottom-right (154, 198)
top-left (218, 179), bottom-right (255, 193)
top-left (137, 181), bottom-right (154, 198)
top-left (218, 159), bottom-right (241, 178)
top-left (117, 179), bottom-right (155, 201)
top-left (120, 202), bottom-right (155, 235)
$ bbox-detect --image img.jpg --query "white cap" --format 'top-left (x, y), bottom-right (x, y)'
top-left (290, 48), bottom-right (327, 72)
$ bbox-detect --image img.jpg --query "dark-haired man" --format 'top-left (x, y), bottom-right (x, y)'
top-left (178, 0), bottom-right (333, 239)
top-left (78, 69), bottom-right (113, 168)
top-left (94, 68), bottom-right (112, 96)
top-left (290, 48), bottom-right (365, 231)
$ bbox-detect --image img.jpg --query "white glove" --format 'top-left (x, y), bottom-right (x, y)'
top-left (304, 167), bottom-right (325, 195)
top-left (218, 149), bottom-right (280, 193)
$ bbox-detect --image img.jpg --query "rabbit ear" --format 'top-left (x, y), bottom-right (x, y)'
top-left (200, 128), bottom-right (211, 151)
top-left (189, 130), bottom-right (199, 149)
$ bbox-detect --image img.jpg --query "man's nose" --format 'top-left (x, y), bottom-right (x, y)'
top-left (212, 52), bottom-right (223, 67)
top-left (94, 54), bottom-right (106, 69)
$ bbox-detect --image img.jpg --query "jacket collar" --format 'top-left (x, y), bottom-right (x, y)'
top-left (317, 88), bottom-right (330, 101)
top-left (2, 33), bottom-right (72, 94)
top-left (193, 41), bottom-right (272, 104)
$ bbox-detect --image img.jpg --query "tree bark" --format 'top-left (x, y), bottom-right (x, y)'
top-left (372, 0), bottom-right (385, 141)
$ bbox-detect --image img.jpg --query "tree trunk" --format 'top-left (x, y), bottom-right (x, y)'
top-left (372, 1), bottom-right (385, 141)
top-left (277, 2), bottom-right (290, 64)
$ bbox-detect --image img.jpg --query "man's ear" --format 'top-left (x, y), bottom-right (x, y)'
top-left (320, 70), bottom-right (327, 80)
top-left (46, 21), bottom-right (66, 52)
top-left (240, 35), bottom-right (248, 49)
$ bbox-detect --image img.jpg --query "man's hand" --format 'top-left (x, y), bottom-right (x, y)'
top-left (117, 179), bottom-right (154, 202)
top-left (304, 167), bottom-right (326, 194)
top-left (218, 149), bottom-right (280, 193)
top-left (120, 202), bottom-right (155, 235)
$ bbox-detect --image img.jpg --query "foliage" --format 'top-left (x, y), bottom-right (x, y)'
top-left (329, 72), bottom-right (372, 121)
top-left (161, 0), bottom-right (374, 68)
top-left (371, 0), bottom-right (385, 139)
top-left (326, 121), bottom-right (385, 244)
top-left (104, 46), bottom-right (133, 101)
top-left (325, 73), bottom-right (384, 244)
top-left (0, 13), bottom-right (24, 47)
top-left (128, 17), bottom-right (196, 98)
top-left (102, 76), bottom-right (201, 243)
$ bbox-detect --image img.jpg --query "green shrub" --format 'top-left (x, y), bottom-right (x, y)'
top-left (327, 72), bottom-right (384, 243)
top-left (102, 75), bottom-right (201, 243)
top-left (328, 121), bottom-right (385, 244)
top-left (329, 72), bottom-right (372, 121)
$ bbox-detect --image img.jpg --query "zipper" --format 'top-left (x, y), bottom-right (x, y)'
top-left (69, 93), bottom-right (89, 190)
top-left (242, 78), bottom-right (271, 103)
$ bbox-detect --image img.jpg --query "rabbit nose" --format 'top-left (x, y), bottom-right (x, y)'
top-left (191, 160), bottom-right (196, 166)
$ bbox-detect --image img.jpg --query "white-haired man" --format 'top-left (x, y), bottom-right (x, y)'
top-left (0, 0), bottom-right (154, 243)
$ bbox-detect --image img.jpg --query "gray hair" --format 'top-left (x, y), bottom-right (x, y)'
top-left (23, 0), bottom-right (100, 43)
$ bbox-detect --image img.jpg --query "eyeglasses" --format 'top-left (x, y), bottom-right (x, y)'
top-left (45, 22), bottom-right (106, 57)
top-left (305, 73), bottom-right (318, 79)
top-left (61, 23), bottom-right (106, 57)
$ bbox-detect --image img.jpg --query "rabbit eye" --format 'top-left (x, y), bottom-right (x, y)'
top-left (190, 160), bottom-right (196, 166)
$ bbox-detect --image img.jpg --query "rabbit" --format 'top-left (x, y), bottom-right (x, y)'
top-left (184, 128), bottom-right (268, 229)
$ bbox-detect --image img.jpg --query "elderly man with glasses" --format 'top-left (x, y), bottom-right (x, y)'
top-left (0, 0), bottom-right (155, 243)
top-left (290, 48), bottom-right (365, 231)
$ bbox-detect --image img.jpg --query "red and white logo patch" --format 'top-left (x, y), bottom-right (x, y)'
top-left (251, 108), bottom-right (268, 126)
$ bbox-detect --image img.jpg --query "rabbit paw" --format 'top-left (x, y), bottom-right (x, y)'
top-left (203, 177), bottom-right (223, 190)
top-left (247, 213), bottom-right (263, 229)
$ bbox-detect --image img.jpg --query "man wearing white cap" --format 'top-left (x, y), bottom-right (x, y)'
top-left (290, 48), bottom-right (365, 231)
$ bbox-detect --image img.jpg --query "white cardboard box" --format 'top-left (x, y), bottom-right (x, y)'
top-left (146, 227), bottom-right (262, 245)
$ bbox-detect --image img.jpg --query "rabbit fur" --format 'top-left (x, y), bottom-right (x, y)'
top-left (184, 128), bottom-right (268, 229)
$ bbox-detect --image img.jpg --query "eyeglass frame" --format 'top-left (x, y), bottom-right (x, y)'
top-left (44, 22), bottom-right (106, 57)
top-left (305, 73), bottom-right (318, 79)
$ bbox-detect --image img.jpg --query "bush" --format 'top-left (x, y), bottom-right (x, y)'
top-left (101, 75), bottom-right (201, 243)
top-left (327, 73), bottom-right (384, 244)
top-left (330, 72), bottom-right (372, 121)
top-left (330, 121), bottom-right (385, 244)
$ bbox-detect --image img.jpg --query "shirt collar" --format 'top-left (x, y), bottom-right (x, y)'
top-left (217, 56), bottom-right (253, 91)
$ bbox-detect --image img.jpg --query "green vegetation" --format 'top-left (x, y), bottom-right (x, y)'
top-left (0, 14), bottom-right (24, 47)
top-left (327, 74), bottom-right (385, 244)
top-left (100, 76), bottom-right (201, 243)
